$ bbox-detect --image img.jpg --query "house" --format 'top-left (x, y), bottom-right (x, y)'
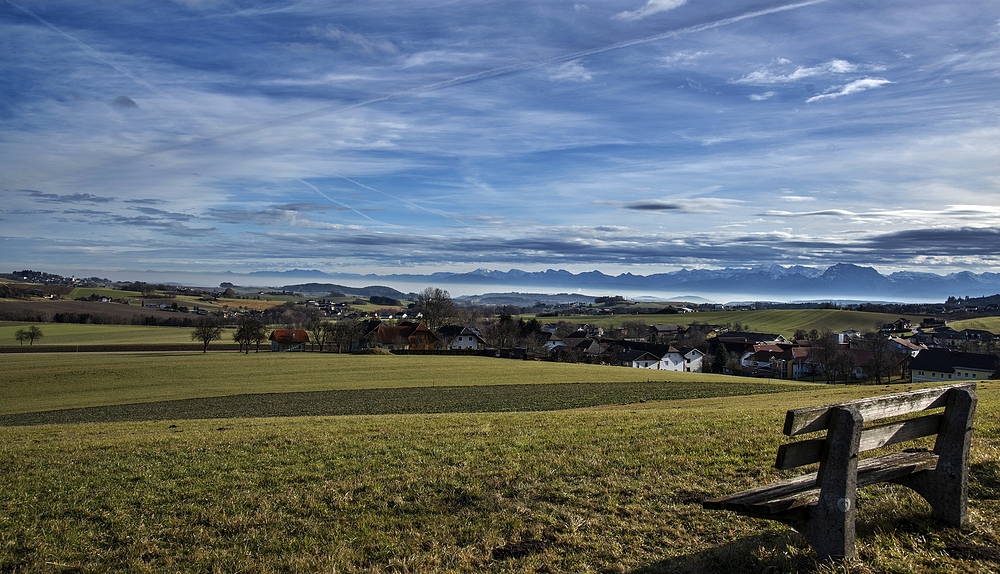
top-left (450, 327), bottom-right (487, 350)
top-left (370, 322), bottom-right (439, 351)
top-left (543, 333), bottom-right (566, 352)
top-left (607, 341), bottom-right (705, 372)
top-left (270, 329), bottom-right (309, 352)
top-left (910, 348), bottom-right (998, 383)
top-left (652, 324), bottom-right (684, 339)
top-left (617, 349), bottom-right (661, 369)
top-left (677, 346), bottom-right (705, 372)
top-left (889, 336), bottom-right (925, 357)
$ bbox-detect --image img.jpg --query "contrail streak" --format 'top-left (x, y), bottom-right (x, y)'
top-left (6, 0), bottom-right (169, 100)
top-left (295, 178), bottom-right (389, 225)
top-left (335, 174), bottom-right (467, 225)
top-left (121, 0), bottom-right (831, 156)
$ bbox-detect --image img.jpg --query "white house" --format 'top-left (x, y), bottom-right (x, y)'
top-left (450, 327), bottom-right (487, 350)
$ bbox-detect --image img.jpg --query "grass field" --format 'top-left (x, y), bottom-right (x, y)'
top-left (0, 382), bottom-right (997, 573)
top-left (0, 353), bottom-right (755, 416)
top-left (0, 323), bottom-right (232, 348)
top-left (542, 309), bottom-right (924, 336)
top-left (68, 287), bottom-right (144, 299)
top-left (949, 316), bottom-right (1000, 334)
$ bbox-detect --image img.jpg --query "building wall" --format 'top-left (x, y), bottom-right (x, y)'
top-left (912, 368), bottom-right (992, 383)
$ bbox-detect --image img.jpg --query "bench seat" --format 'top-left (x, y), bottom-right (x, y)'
top-left (701, 383), bottom-right (976, 561)
top-left (704, 450), bottom-right (938, 519)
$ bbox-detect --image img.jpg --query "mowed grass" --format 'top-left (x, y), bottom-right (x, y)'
top-left (0, 353), bottom-right (760, 416)
top-left (0, 323), bottom-right (231, 347)
top-left (547, 309), bottom-right (923, 336)
top-left (0, 383), bottom-right (997, 573)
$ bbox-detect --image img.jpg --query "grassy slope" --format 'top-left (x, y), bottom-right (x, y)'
top-left (948, 316), bottom-right (1000, 333)
top-left (0, 353), bottom-right (755, 415)
top-left (543, 309), bottom-right (922, 336)
top-left (0, 323), bottom-right (233, 347)
top-left (0, 382), bottom-right (996, 573)
top-left (68, 287), bottom-right (143, 299)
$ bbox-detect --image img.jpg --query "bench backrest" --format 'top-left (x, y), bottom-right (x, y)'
top-left (775, 383), bottom-right (975, 470)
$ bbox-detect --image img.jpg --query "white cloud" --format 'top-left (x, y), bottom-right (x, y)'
top-left (613, 0), bottom-right (687, 22)
top-left (732, 59), bottom-right (857, 85)
top-left (660, 50), bottom-right (708, 68)
top-left (806, 78), bottom-right (892, 102)
top-left (749, 91), bottom-right (775, 101)
top-left (313, 26), bottom-right (396, 55)
top-left (549, 60), bottom-right (593, 82)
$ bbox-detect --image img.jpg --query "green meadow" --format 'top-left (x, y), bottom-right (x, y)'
top-left (535, 309), bottom-right (923, 337)
top-left (0, 375), bottom-right (997, 573)
top-left (949, 316), bottom-right (1000, 334)
top-left (0, 323), bottom-right (232, 347)
top-left (0, 353), bottom-right (751, 416)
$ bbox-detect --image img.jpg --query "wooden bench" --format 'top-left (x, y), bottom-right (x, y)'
top-left (703, 383), bottom-right (977, 561)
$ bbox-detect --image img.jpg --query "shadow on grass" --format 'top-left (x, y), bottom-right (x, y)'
top-left (970, 460), bottom-right (1000, 500)
top-left (628, 531), bottom-right (821, 574)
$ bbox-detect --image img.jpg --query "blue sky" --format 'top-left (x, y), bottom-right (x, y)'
top-left (2, 0), bottom-right (999, 283)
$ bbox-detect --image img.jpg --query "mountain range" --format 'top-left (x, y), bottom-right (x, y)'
top-left (272, 264), bottom-right (1000, 302)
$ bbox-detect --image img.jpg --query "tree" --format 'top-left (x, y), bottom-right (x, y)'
top-left (328, 319), bottom-right (361, 353)
top-left (191, 316), bottom-right (224, 353)
top-left (483, 313), bottom-right (518, 349)
top-left (813, 330), bottom-right (841, 384)
top-left (307, 319), bottom-right (331, 352)
top-left (859, 331), bottom-right (893, 384)
top-left (711, 345), bottom-right (729, 374)
top-left (233, 315), bottom-right (266, 354)
top-left (414, 287), bottom-right (454, 332)
top-left (621, 320), bottom-right (650, 342)
top-left (14, 325), bottom-right (43, 346)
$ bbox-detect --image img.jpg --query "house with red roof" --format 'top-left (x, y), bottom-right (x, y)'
top-left (270, 329), bottom-right (310, 352)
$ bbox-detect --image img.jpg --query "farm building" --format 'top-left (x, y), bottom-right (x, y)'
top-left (369, 322), bottom-right (439, 351)
top-left (270, 329), bottom-right (309, 352)
top-left (910, 348), bottom-right (998, 383)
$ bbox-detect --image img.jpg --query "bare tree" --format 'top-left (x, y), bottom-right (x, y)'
top-left (483, 313), bottom-right (518, 349)
top-left (328, 319), bottom-right (361, 353)
top-left (813, 330), bottom-right (841, 384)
top-left (307, 319), bottom-right (332, 352)
top-left (191, 316), bottom-right (224, 353)
top-left (14, 325), bottom-right (43, 346)
top-left (859, 331), bottom-right (893, 384)
top-left (233, 315), bottom-right (267, 354)
top-left (620, 320), bottom-right (650, 342)
top-left (414, 287), bottom-right (455, 332)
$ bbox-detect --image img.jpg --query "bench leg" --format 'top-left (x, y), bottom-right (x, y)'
top-left (895, 387), bottom-right (976, 527)
top-left (796, 406), bottom-right (864, 561)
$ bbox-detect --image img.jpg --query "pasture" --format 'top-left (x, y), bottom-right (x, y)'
top-left (949, 316), bottom-right (1000, 334)
top-left (0, 381), bottom-right (997, 573)
top-left (0, 323), bottom-right (231, 348)
top-left (0, 353), bottom-right (752, 416)
top-left (535, 309), bottom-right (923, 337)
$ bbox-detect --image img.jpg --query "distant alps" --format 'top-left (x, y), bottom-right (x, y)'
top-left (265, 263), bottom-right (1000, 303)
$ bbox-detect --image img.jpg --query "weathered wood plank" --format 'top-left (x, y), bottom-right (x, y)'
top-left (774, 414), bottom-right (944, 469)
top-left (859, 413), bottom-right (943, 452)
top-left (706, 451), bottom-right (938, 517)
top-left (783, 383), bottom-right (973, 436)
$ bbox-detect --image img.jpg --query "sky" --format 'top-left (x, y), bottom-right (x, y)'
top-left (2, 0), bottom-right (1000, 285)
